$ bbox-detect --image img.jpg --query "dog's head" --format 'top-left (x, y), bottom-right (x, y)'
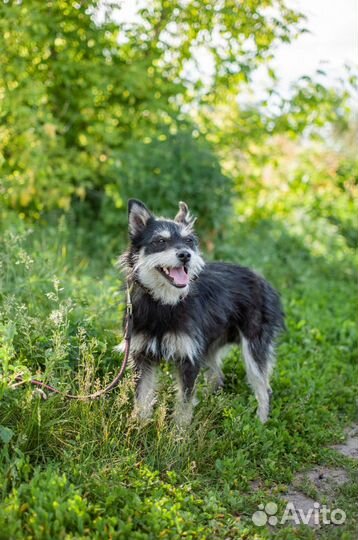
top-left (122, 199), bottom-right (205, 305)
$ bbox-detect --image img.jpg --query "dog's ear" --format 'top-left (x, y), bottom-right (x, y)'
top-left (174, 201), bottom-right (190, 224)
top-left (175, 201), bottom-right (196, 228)
top-left (128, 199), bottom-right (153, 237)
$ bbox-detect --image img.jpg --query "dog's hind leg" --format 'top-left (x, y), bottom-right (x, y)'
top-left (241, 336), bottom-right (274, 423)
top-left (174, 360), bottom-right (200, 427)
top-left (205, 344), bottom-right (232, 393)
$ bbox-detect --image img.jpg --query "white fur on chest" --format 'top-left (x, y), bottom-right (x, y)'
top-left (161, 331), bottom-right (200, 363)
top-left (116, 330), bottom-right (201, 363)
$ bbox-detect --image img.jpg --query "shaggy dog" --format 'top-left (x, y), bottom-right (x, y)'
top-left (118, 199), bottom-right (284, 425)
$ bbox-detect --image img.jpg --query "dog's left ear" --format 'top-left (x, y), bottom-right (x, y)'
top-left (174, 201), bottom-right (192, 225)
top-left (128, 199), bottom-right (153, 237)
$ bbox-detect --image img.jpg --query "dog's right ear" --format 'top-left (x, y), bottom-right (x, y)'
top-left (128, 199), bottom-right (153, 237)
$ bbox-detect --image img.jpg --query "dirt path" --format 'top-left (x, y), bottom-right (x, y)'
top-left (282, 424), bottom-right (357, 529)
top-left (251, 424), bottom-right (357, 530)
top-left (331, 425), bottom-right (358, 460)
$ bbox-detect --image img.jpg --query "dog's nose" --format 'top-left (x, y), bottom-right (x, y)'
top-left (177, 250), bottom-right (191, 263)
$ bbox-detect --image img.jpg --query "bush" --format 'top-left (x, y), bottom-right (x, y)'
top-left (100, 130), bottom-right (233, 238)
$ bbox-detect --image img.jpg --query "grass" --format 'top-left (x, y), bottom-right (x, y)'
top-left (0, 194), bottom-right (357, 539)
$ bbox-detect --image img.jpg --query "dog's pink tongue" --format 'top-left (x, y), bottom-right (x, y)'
top-left (169, 267), bottom-right (189, 286)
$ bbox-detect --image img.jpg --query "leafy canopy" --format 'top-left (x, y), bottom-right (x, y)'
top-left (1, 0), bottom-right (304, 221)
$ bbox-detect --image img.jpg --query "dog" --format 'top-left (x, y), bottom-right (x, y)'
top-left (118, 199), bottom-right (284, 426)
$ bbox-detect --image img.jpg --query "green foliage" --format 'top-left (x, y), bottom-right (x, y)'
top-left (101, 130), bottom-right (233, 237)
top-left (1, 469), bottom-right (90, 539)
top-left (0, 0), bottom-right (178, 215)
top-left (199, 69), bottom-right (356, 163)
top-left (0, 0), bottom-right (305, 222)
top-left (0, 1), bottom-right (357, 538)
top-left (0, 160), bottom-right (357, 537)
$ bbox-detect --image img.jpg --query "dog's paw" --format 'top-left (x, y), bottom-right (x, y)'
top-left (257, 406), bottom-right (269, 424)
top-left (172, 401), bottom-right (196, 428)
top-left (131, 405), bottom-right (154, 425)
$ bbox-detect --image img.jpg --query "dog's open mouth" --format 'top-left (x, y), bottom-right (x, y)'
top-left (156, 266), bottom-right (189, 288)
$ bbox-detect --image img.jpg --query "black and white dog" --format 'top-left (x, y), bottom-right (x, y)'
top-left (118, 199), bottom-right (284, 425)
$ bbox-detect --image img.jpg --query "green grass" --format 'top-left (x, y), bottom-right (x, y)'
top-left (0, 199), bottom-right (357, 539)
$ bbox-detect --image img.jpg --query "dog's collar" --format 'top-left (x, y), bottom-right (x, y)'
top-left (132, 277), bottom-right (152, 297)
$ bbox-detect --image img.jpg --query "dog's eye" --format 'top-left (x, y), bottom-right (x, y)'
top-left (185, 237), bottom-right (194, 244)
top-left (153, 238), bottom-right (166, 245)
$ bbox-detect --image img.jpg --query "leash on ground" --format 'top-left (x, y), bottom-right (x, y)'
top-left (10, 282), bottom-right (134, 401)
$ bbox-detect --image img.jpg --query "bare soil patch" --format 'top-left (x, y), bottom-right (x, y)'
top-left (251, 424), bottom-right (357, 529)
top-left (295, 466), bottom-right (349, 497)
top-left (331, 424), bottom-right (358, 460)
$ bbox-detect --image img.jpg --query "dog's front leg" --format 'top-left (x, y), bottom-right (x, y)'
top-left (174, 359), bottom-right (200, 427)
top-left (133, 354), bottom-right (158, 421)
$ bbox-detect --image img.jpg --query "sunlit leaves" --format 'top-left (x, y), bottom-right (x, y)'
top-left (0, 0), bottom-right (342, 219)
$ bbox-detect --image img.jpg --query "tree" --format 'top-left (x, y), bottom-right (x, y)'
top-left (0, 0), bottom-right (306, 220)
